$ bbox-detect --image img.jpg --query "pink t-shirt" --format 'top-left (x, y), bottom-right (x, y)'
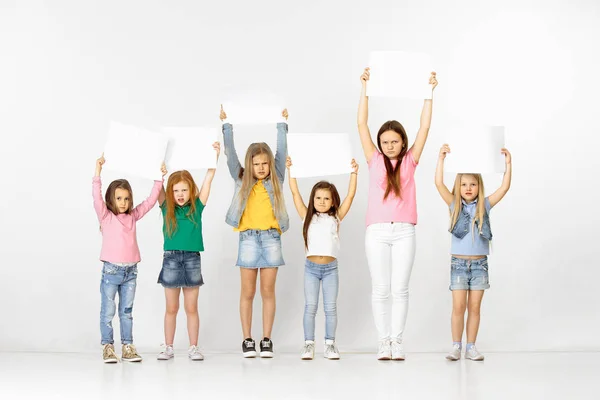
top-left (93, 177), bottom-right (162, 264)
top-left (366, 149), bottom-right (418, 226)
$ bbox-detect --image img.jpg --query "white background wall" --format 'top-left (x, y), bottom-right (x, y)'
top-left (1, 0), bottom-right (598, 353)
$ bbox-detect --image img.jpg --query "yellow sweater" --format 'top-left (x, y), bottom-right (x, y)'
top-left (235, 180), bottom-right (280, 233)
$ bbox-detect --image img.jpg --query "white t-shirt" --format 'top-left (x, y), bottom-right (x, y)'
top-left (306, 213), bottom-right (340, 258)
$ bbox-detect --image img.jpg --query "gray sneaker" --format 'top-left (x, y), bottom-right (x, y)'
top-left (324, 340), bottom-right (340, 360)
top-left (465, 345), bottom-right (484, 361)
top-left (301, 341), bottom-right (315, 360)
top-left (445, 344), bottom-right (461, 361)
top-left (188, 345), bottom-right (204, 361)
top-left (157, 344), bottom-right (174, 360)
top-left (102, 344), bottom-right (118, 363)
top-left (377, 340), bottom-right (392, 360)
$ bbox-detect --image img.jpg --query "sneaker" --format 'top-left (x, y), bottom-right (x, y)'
top-left (102, 344), bottom-right (118, 363)
top-left (445, 344), bottom-right (462, 361)
top-left (465, 345), bottom-right (484, 361)
top-left (377, 340), bottom-right (391, 360)
top-left (242, 338), bottom-right (257, 358)
top-left (301, 341), bottom-right (315, 360)
top-left (121, 344), bottom-right (143, 362)
top-left (188, 345), bottom-right (204, 361)
top-left (391, 340), bottom-right (405, 361)
top-left (157, 344), bottom-right (174, 360)
top-left (260, 337), bottom-right (274, 358)
top-left (324, 340), bottom-right (340, 360)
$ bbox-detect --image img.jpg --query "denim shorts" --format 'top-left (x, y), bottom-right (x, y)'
top-left (236, 229), bottom-right (284, 269)
top-left (158, 251), bottom-right (204, 288)
top-left (449, 256), bottom-right (490, 291)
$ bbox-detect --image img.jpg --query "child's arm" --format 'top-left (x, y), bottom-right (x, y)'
top-left (132, 163), bottom-right (167, 220)
top-left (199, 142), bottom-right (220, 205)
top-left (274, 109), bottom-right (289, 183)
top-left (409, 72), bottom-right (438, 163)
top-left (357, 68), bottom-right (377, 163)
top-left (92, 154), bottom-right (108, 221)
top-left (158, 163), bottom-right (167, 206)
top-left (435, 144), bottom-right (454, 206)
top-left (220, 105), bottom-right (242, 180)
top-left (488, 148), bottom-right (512, 207)
top-left (286, 156), bottom-right (308, 220)
top-left (337, 159), bottom-right (359, 221)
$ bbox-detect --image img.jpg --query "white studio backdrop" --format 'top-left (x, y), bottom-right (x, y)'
top-left (0, 0), bottom-right (598, 353)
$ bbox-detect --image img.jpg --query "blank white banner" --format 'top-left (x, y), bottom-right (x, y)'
top-left (444, 126), bottom-right (506, 174)
top-left (367, 51), bottom-right (433, 99)
top-left (163, 127), bottom-right (219, 171)
top-left (103, 121), bottom-right (168, 180)
top-left (222, 102), bottom-right (285, 125)
top-left (288, 133), bottom-right (353, 178)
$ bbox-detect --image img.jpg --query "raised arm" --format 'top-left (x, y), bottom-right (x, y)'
top-left (221, 105), bottom-right (242, 180)
top-left (274, 109), bottom-right (289, 183)
top-left (435, 144), bottom-right (454, 206)
top-left (337, 159), bottom-right (358, 221)
top-left (357, 67), bottom-right (377, 163)
top-left (488, 148), bottom-right (512, 207)
top-left (92, 154), bottom-right (108, 221)
top-left (199, 142), bottom-right (220, 205)
top-left (410, 72), bottom-right (438, 163)
top-left (286, 156), bottom-right (307, 220)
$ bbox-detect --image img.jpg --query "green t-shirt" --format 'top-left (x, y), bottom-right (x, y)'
top-left (161, 197), bottom-right (205, 252)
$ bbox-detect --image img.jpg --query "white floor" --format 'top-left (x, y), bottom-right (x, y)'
top-left (0, 352), bottom-right (598, 400)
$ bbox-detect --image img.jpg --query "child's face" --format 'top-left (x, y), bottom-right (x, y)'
top-left (379, 130), bottom-right (404, 160)
top-left (173, 181), bottom-right (191, 206)
top-left (252, 154), bottom-right (270, 179)
top-left (114, 188), bottom-right (131, 214)
top-left (460, 175), bottom-right (479, 203)
top-left (314, 189), bottom-right (333, 213)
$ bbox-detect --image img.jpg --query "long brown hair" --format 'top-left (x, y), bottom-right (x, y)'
top-left (376, 120), bottom-right (409, 199)
top-left (449, 173), bottom-right (486, 237)
top-left (105, 179), bottom-right (133, 215)
top-left (238, 143), bottom-right (286, 217)
top-left (302, 181), bottom-right (341, 250)
top-left (164, 170), bottom-right (200, 238)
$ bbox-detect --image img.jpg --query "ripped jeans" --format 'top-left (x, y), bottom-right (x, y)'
top-left (100, 262), bottom-right (138, 345)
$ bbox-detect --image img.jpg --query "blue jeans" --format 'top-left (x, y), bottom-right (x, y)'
top-left (100, 262), bottom-right (138, 345)
top-left (303, 259), bottom-right (339, 341)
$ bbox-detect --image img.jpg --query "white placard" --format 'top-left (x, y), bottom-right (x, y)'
top-left (288, 133), bottom-right (353, 178)
top-left (222, 102), bottom-right (285, 125)
top-left (367, 51), bottom-right (433, 99)
top-left (163, 127), bottom-right (219, 171)
top-left (103, 121), bottom-right (168, 180)
top-left (444, 126), bottom-right (506, 174)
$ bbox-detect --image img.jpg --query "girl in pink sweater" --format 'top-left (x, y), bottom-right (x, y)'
top-left (93, 154), bottom-right (166, 363)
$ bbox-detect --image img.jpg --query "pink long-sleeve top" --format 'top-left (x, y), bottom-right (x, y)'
top-left (93, 176), bottom-right (163, 264)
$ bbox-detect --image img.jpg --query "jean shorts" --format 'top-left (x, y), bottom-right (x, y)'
top-left (449, 256), bottom-right (490, 291)
top-left (236, 229), bottom-right (284, 269)
top-left (158, 251), bottom-right (204, 288)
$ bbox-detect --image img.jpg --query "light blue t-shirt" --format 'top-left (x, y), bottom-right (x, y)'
top-left (450, 197), bottom-right (492, 256)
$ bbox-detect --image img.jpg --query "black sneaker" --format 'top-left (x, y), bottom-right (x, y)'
top-left (260, 337), bottom-right (274, 358)
top-left (242, 338), bottom-right (257, 358)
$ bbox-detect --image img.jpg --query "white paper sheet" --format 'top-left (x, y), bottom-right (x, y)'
top-left (367, 51), bottom-right (433, 99)
top-left (287, 133), bottom-right (354, 178)
top-left (444, 126), bottom-right (506, 174)
top-left (222, 102), bottom-right (285, 125)
top-left (163, 127), bottom-right (219, 171)
top-left (103, 121), bottom-right (168, 180)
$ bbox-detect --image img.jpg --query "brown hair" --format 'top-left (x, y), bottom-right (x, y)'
top-left (164, 170), bottom-right (199, 238)
top-left (105, 179), bottom-right (133, 215)
top-left (376, 120), bottom-right (409, 199)
top-left (302, 181), bottom-right (341, 250)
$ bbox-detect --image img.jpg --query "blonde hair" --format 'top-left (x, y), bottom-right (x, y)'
top-left (238, 143), bottom-right (286, 217)
top-left (164, 170), bottom-right (200, 238)
top-left (449, 173), bottom-right (486, 236)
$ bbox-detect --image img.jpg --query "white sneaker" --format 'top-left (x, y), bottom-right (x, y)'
top-left (324, 340), bottom-right (340, 360)
top-left (188, 345), bottom-right (204, 361)
top-left (445, 344), bottom-right (462, 361)
top-left (301, 341), bottom-right (315, 360)
top-left (377, 340), bottom-right (391, 360)
top-left (465, 345), bottom-right (484, 361)
top-left (391, 340), bottom-right (405, 360)
top-left (157, 344), bottom-right (174, 360)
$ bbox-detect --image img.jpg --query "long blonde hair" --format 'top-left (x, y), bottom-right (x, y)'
top-left (164, 170), bottom-right (200, 238)
top-left (449, 173), bottom-right (486, 235)
top-left (238, 143), bottom-right (286, 217)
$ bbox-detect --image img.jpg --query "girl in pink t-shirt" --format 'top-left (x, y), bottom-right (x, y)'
top-left (357, 67), bottom-right (438, 360)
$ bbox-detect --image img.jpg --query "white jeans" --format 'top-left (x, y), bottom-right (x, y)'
top-left (365, 222), bottom-right (416, 342)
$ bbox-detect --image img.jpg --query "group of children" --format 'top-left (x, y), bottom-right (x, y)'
top-left (93, 68), bottom-right (512, 364)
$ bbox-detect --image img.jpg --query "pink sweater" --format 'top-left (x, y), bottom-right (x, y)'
top-left (93, 177), bottom-right (163, 264)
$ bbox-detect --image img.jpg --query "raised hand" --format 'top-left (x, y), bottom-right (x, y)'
top-left (220, 104), bottom-right (227, 121)
top-left (439, 144), bottom-right (450, 160)
top-left (213, 141), bottom-right (221, 160)
top-left (429, 72), bottom-right (438, 91)
top-left (286, 156), bottom-right (292, 169)
top-left (282, 108), bottom-right (289, 120)
top-left (351, 158), bottom-right (359, 174)
top-left (360, 67), bottom-right (370, 84)
top-left (501, 148), bottom-right (511, 165)
top-left (95, 154), bottom-right (105, 176)
top-left (161, 162), bottom-right (167, 177)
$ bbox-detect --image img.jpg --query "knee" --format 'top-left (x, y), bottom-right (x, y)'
top-left (304, 302), bottom-right (318, 317)
top-left (165, 303), bottom-right (179, 316)
top-left (119, 307), bottom-right (133, 320)
top-left (260, 286), bottom-right (275, 300)
top-left (452, 303), bottom-right (467, 315)
top-left (467, 305), bottom-right (481, 317)
top-left (184, 303), bottom-right (198, 315)
top-left (323, 302), bottom-right (337, 316)
top-left (391, 285), bottom-right (409, 300)
top-left (241, 288), bottom-right (256, 302)
top-left (372, 284), bottom-right (390, 300)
